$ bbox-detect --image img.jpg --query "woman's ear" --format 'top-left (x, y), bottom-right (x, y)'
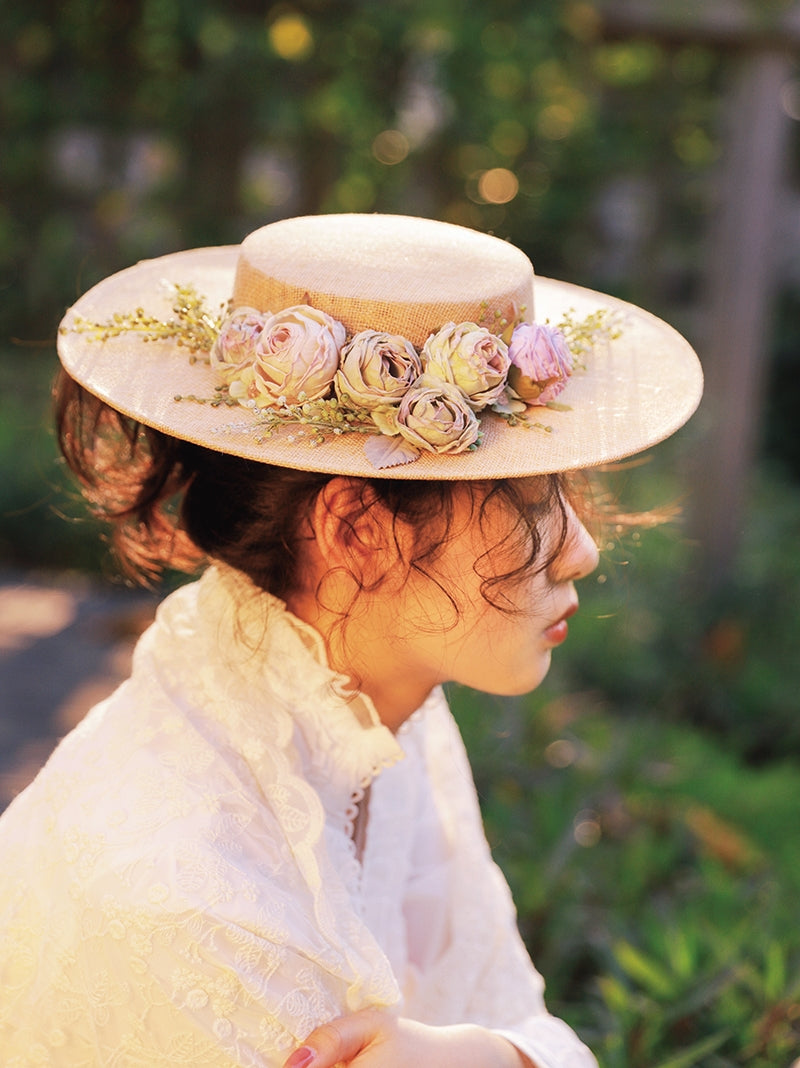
top-left (309, 477), bottom-right (404, 584)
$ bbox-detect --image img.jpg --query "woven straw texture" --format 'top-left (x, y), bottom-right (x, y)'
top-left (233, 214), bottom-right (533, 347)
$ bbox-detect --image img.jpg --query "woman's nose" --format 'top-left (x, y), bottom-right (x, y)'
top-left (549, 506), bottom-right (600, 583)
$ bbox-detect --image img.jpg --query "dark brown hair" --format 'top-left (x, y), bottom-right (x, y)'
top-left (54, 370), bottom-right (581, 613)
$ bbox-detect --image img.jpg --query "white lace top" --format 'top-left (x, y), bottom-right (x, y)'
top-left (0, 565), bottom-right (596, 1067)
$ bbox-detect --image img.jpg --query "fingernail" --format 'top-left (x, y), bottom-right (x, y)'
top-left (284, 1047), bottom-right (316, 1068)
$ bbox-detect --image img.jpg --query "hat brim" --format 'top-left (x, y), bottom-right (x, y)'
top-left (58, 245), bottom-right (703, 480)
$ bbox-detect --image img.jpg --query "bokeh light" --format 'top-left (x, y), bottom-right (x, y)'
top-left (332, 173), bottom-right (375, 211)
top-left (268, 12), bottom-right (313, 61)
top-left (594, 41), bottom-right (662, 86)
top-left (672, 125), bottom-right (718, 167)
top-left (489, 119), bottom-right (527, 159)
top-left (240, 150), bottom-right (294, 210)
top-left (483, 61), bottom-right (524, 100)
top-left (197, 15), bottom-right (236, 58)
top-left (455, 143), bottom-right (495, 177)
top-left (574, 810), bottom-right (602, 848)
top-left (477, 167), bottom-right (519, 204)
top-left (536, 104), bottom-right (577, 141)
top-left (372, 130), bottom-right (410, 166)
top-left (544, 739), bottom-right (577, 768)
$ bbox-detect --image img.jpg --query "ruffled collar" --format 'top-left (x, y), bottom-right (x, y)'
top-left (161, 564), bottom-right (407, 822)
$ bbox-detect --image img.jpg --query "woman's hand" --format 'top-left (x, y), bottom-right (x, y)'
top-left (282, 1008), bottom-right (532, 1068)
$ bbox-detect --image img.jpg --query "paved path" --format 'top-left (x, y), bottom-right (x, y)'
top-left (0, 571), bottom-right (160, 811)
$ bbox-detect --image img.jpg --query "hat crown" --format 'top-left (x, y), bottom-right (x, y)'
top-left (232, 214), bottom-right (534, 347)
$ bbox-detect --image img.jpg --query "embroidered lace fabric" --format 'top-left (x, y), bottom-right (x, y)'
top-left (0, 565), bottom-right (597, 1067)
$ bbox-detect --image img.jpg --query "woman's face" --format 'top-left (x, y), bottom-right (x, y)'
top-left (391, 478), bottom-right (600, 701)
top-left (291, 475), bottom-right (600, 730)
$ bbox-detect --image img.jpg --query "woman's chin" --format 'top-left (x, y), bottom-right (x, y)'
top-left (474, 655), bottom-right (553, 698)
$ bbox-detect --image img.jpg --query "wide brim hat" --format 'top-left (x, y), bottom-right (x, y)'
top-left (58, 213), bottom-right (703, 480)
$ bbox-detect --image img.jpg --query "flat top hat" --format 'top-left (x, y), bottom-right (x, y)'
top-left (58, 213), bottom-right (703, 480)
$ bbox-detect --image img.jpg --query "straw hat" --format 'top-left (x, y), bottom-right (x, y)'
top-left (57, 213), bottom-right (702, 480)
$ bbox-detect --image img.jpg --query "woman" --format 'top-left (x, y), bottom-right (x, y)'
top-left (0, 214), bottom-right (702, 1067)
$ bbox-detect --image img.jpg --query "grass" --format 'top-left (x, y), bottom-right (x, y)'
top-left (452, 691), bottom-right (800, 1065)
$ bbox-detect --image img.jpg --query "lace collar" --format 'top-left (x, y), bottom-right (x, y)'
top-left (158, 565), bottom-right (407, 819)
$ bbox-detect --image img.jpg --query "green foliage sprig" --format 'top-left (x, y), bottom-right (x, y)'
top-left (174, 388), bottom-right (378, 446)
top-left (557, 307), bottom-right (623, 365)
top-left (70, 285), bottom-right (228, 356)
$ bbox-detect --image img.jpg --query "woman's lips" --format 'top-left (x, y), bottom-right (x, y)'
top-left (544, 602), bottom-right (578, 645)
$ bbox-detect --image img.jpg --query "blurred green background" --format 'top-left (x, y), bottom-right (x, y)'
top-left (2, 1), bottom-right (800, 1063)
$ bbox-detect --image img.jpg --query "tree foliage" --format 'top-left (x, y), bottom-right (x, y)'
top-left (1, 0), bottom-right (725, 340)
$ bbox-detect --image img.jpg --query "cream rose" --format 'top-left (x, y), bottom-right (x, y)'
top-left (249, 305), bottom-right (346, 406)
top-left (507, 322), bottom-right (573, 405)
top-left (422, 321), bottom-right (510, 410)
top-left (334, 330), bottom-right (422, 411)
top-left (395, 375), bottom-right (480, 454)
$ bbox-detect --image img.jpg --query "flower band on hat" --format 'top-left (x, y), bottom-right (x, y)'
top-left (69, 285), bottom-right (616, 470)
top-left (57, 214), bottom-right (703, 480)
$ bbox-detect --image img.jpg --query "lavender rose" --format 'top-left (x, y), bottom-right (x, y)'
top-left (507, 322), bottom-right (573, 405)
top-left (334, 330), bottom-right (422, 411)
top-left (245, 304), bottom-right (346, 406)
top-left (422, 321), bottom-right (510, 410)
top-left (395, 375), bottom-right (480, 454)
top-left (211, 307), bottom-right (267, 398)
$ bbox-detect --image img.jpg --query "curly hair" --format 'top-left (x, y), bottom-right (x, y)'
top-left (54, 370), bottom-right (587, 616)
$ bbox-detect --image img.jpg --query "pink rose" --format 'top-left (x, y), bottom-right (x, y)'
top-left (422, 322), bottom-right (510, 411)
top-left (507, 322), bottom-right (573, 405)
top-left (396, 375), bottom-right (480, 453)
top-left (250, 305), bottom-right (346, 406)
top-left (211, 306), bottom-right (270, 402)
top-left (211, 307), bottom-right (267, 397)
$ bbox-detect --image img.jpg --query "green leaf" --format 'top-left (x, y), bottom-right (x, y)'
top-left (596, 974), bottom-right (635, 1015)
top-left (651, 1030), bottom-right (730, 1068)
top-left (614, 939), bottom-right (675, 999)
top-left (664, 926), bottom-right (695, 982)
top-left (764, 940), bottom-right (786, 1002)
